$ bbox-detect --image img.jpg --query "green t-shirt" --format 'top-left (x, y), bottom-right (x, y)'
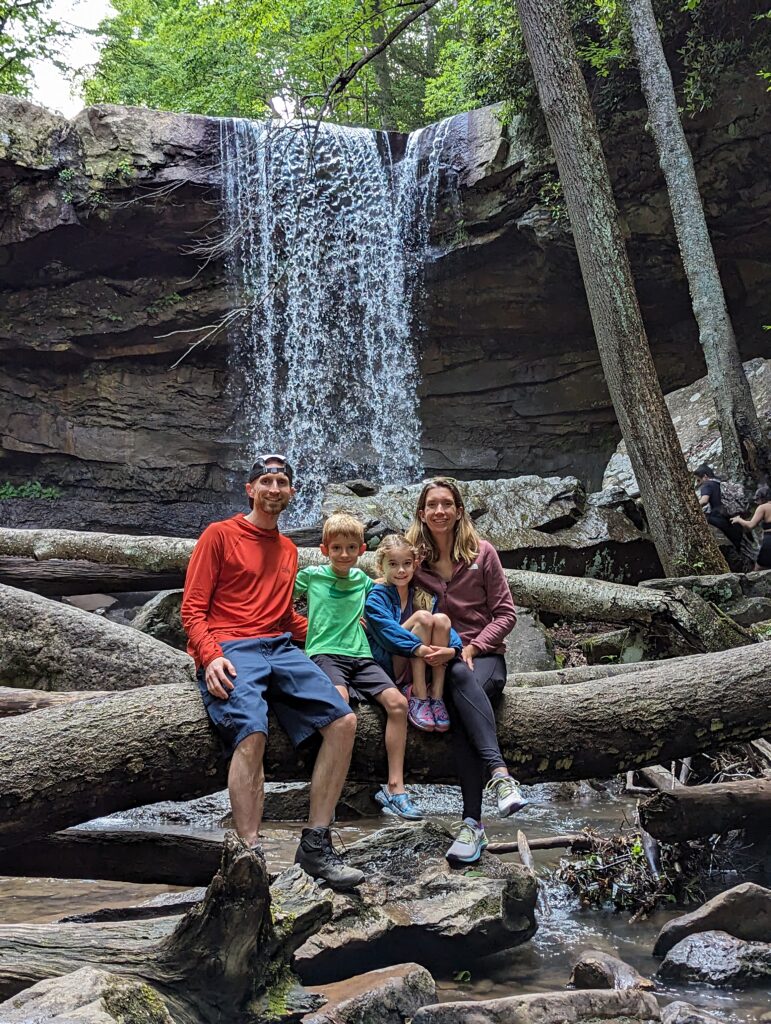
top-left (294, 565), bottom-right (374, 659)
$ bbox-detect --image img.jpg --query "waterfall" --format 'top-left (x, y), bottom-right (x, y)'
top-left (219, 116), bottom-right (453, 526)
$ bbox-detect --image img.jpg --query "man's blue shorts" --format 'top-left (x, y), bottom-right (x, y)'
top-left (196, 634), bottom-right (352, 756)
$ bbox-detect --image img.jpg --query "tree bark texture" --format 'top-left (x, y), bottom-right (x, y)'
top-left (0, 687), bottom-right (114, 717)
top-left (624, 0), bottom-right (771, 483)
top-left (0, 584), bottom-right (194, 692)
top-left (0, 556), bottom-right (185, 596)
top-left (0, 829), bottom-right (223, 886)
top-left (514, 0), bottom-right (727, 577)
top-left (638, 778), bottom-right (771, 842)
top-left (1, 641), bottom-right (769, 851)
top-left (0, 835), bottom-right (332, 1021)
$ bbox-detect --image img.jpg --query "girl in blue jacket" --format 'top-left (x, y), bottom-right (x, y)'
top-left (365, 534), bottom-right (462, 733)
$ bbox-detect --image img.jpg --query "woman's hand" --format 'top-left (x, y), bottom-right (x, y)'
top-left (730, 516), bottom-right (744, 526)
top-left (461, 644), bottom-right (479, 671)
top-left (424, 645), bottom-right (455, 667)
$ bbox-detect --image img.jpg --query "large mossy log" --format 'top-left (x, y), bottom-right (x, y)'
top-left (1, 641), bottom-right (769, 851)
top-left (0, 833), bottom-right (331, 1022)
top-left (638, 779), bottom-right (771, 842)
top-left (0, 584), bottom-right (193, 692)
top-left (0, 829), bottom-right (223, 886)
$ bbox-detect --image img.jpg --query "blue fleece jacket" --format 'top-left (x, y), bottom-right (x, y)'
top-left (365, 583), bottom-right (463, 679)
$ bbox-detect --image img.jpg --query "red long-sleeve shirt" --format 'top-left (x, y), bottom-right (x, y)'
top-left (181, 514), bottom-right (308, 668)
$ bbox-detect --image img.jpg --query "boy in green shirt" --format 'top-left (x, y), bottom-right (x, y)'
top-left (294, 512), bottom-right (422, 820)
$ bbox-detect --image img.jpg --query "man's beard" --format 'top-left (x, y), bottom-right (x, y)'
top-left (257, 494), bottom-right (289, 514)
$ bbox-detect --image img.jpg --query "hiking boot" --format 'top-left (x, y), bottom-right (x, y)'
top-left (294, 827), bottom-right (364, 890)
top-left (429, 697), bottom-right (451, 732)
top-left (446, 818), bottom-right (488, 864)
top-left (486, 773), bottom-right (529, 817)
top-left (374, 784), bottom-right (423, 820)
top-left (408, 695), bottom-right (434, 731)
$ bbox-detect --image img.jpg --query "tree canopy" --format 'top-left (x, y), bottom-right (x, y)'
top-left (77, 0), bottom-right (768, 131)
top-left (0, 0), bottom-right (72, 95)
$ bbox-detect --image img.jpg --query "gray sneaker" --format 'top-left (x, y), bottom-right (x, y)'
top-left (445, 817), bottom-right (488, 864)
top-left (486, 774), bottom-right (529, 817)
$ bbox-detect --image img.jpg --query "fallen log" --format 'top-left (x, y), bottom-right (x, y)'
top-left (1, 641), bottom-right (769, 851)
top-left (638, 778), bottom-right (771, 842)
top-left (0, 557), bottom-right (184, 596)
top-left (0, 687), bottom-right (115, 717)
top-left (0, 529), bottom-right (753, 655)
top-left (0, 833), bottom-right (331, 1021)
top-left (0, 584), bottom-right (194, 691)
top-left (487, 834), bottom-right (591, 855)
top-left (0, 829), bottom-right (223, 886)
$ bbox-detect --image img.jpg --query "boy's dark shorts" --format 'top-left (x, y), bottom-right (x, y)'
top-left (196, 634), bottom-right (352, 757)
top-left (311, 653), bottom-right (397, 703)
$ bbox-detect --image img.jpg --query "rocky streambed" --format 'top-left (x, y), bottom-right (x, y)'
top-left (1, 784), bottom-right (768, 1023)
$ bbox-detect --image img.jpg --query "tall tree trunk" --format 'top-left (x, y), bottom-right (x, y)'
top-left (514, 0), bottom-right (727, 577)
top-left (623, 0), bottom-right (771, 485)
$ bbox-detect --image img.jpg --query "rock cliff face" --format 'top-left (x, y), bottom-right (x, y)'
top-left (1, 75), bottom-right (769, 535)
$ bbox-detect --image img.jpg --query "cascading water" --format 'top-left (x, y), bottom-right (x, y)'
top-left (219, 116), bottom-right (453, 526)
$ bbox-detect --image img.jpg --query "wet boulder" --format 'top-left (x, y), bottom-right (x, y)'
top-left (653, 882), bottom-right (771, 957)
top-left (132, 589), bottom-right (185, 650)
top-left (569, 948), bottom-right (654, 990)
top-left (0, 966), bottom-right (174, 1024)
top-left (504, 609), bottom-right (557, 673)
top-left (657, 930), bottom-right (771, 988)
top-left (660, 1001), bottom-right (721, 1024)
top-left (303, 963), bottom-right (436, 1024)
top-left (294, 820), bottom-right (537, 985)
top-left (410, 989), bottom-right (661, 1023)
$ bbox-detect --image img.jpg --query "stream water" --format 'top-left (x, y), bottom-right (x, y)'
top-left (1, 785), bottom-right (768, 1021)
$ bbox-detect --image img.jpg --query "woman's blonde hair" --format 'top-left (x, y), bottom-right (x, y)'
top-left (405, 477), bottom-right (480, 567)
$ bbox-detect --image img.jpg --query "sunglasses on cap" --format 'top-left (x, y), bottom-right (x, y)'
top-left (248, 453), bottom-right (294, 483)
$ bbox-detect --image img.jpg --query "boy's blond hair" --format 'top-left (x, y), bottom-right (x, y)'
top-left (322, 512), bottom-right (365, 546)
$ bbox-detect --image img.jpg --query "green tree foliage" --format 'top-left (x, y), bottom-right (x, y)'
top-left (83, 0), bottom-right (769, 128)
top-left (0, 0), bottom-right (72, 95)
top-left (83, 0), bottom-right (451, 130)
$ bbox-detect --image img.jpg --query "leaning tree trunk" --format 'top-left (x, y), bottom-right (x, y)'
top-left (514, 0), bottom-right (727, 577)
top-left (0, 834), bottom-right (332, 1021)
top-left (1, 641), bottom-right (769, 851)
top-left (624, 0), bottom-right (771, 484)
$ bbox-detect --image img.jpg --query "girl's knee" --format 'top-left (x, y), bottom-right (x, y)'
top-left (432, 612), bottom-right (451, 629)
top-left (413, 609), bottom-right (433, 627)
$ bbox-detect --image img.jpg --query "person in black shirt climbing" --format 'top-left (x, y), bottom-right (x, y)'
top-left (693, 465), bottom-right (743, 552)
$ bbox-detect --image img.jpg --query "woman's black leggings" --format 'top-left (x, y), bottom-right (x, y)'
top-left (445, 654), bottom-right (508, 822)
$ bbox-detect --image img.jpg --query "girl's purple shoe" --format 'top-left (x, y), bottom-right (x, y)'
top-left (430, 697), bottom-right (451, 732)
top-left (408, 695), bottom-right (435, 731)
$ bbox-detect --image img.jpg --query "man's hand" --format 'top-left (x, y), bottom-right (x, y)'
top-left (424, 645), bottom-right (456, 667)
top-left (461, 644), bottom-right (479, 671)
top-left (205, 656), bottom-right (237, 699)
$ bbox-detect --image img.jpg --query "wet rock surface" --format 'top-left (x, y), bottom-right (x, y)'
top-left (653, 882), bottom-right (771, 957)
top-left (410, 989), bottom-right (662, 1023)
top-left (0, 966), bottom-right (174, 1024)
top-left (657, 929), bottom-right (771, 988)
top-left (659, 1001), bottom-right (721, 1024)
top-left (603, 358), bottom-right (771, 493)
top-left (324, 476), bottom-right (659, 582)
top-left (293, 820), bottom-right (537, 985)
top-left (2, 77), bottom-right (769, 532)
top-left (569, 948), bottom-right (654, 991)
top-left (302, 963), bottom-right (436, 1024)
top-left (131, 589), bottom-right (186, 649)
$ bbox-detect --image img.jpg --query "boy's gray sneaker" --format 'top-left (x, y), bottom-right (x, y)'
top-left (445, 817), bottom-right (488, 864)
top-left (486, 774), bottom-right (529, 817)
top-left (295, 827), bottom-right (364, 890)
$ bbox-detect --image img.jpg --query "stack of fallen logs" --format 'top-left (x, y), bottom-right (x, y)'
top-left (0, 527), bottom-right (770, 1021)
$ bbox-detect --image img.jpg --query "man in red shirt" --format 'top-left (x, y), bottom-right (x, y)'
top-left (181, 454), bottom-right (363, 889)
